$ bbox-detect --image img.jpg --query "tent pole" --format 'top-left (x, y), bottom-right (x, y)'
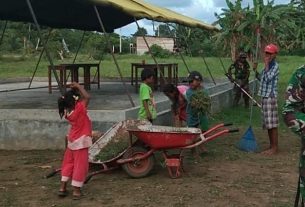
top-left (0, 21), bottom-right (7, 47)
top-left (200, 55), bottom-right (216, 85)
top-left (28, 28), bottom-right (52, 88)
top-left (93, 46), bottom-right (105, 83)
top-left (94, 6), bottom-right (135, 107)
top-left (165, 23), bottom-right (190, 73)
top-left (178, 50), bottom-right (190, 73)
top-left (65, 31), bottom-right (86, 82)
top-left (73, 31), bottom-right (86, 64)
top-left (25, 0), bottom-right (65, 95)
top-left (134, 18), bottom-right (167, 84)
top-left (180, 28), bottom-right (216, 85)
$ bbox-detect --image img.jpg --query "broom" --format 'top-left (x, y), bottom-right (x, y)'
top-left (236, 28), bottom-right (260, 153)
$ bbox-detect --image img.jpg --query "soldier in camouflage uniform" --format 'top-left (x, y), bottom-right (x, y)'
top-left (283, 65), bottom-right (305, 200)
top-left (227, 52), bottom-right (250, 107)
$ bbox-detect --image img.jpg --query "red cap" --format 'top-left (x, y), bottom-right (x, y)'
top-left (264, 44), bottom-right (279, 54)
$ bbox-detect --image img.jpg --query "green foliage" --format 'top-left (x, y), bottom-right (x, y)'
top-left (214, 0), bottom-right (297, 60)
top-left (154, 24), bottom-right (175, 38)
top-left (190, 90), bottom-right (211, 114)
top-left (147, 44), bottom-right (172, 58)
top-left (132, 27), bottom-right (147, 37)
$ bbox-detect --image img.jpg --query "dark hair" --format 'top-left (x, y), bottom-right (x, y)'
top-left (141, 68), bottom-right (155, 81)
top-left (163, 84), bottom-right (179, 113)
top-left (187, 71), bottom-right (203, 82)
top-left (163, 84), bottom-right (178, 94)
top-left (57, 89), bottom-right (80, 119)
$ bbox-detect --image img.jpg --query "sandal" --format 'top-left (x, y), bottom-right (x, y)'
top-left (72, 194), bottom-right (83, 200)
top-left (58, 190), bottom-right (68, 197)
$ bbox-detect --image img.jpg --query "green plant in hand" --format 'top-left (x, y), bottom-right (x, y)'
top-left (190, 90), bottom-right (211, 114)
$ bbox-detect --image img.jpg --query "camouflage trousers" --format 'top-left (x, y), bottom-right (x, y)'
top-left (233, 79), bottom-right (249, 107)
top-left (285, 112), bottom-right (305, 200)
top-left (299, 138), bottom-right (305, 199)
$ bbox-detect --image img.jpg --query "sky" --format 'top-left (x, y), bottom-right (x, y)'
top-left (115, 0), bottom-right (290, 36)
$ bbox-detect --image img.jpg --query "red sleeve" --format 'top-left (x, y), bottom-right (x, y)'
top-left (73, 101), bottom-right (86, 116)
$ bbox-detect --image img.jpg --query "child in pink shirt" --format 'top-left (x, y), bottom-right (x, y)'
top-left (163, 84), bottom-right (189, 127)
top-left (57, 82), bottom-right (92, 199)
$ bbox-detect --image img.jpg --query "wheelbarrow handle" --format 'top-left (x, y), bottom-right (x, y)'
top-left (223, 122), bottom-right (233, 126)
top-left (44, 168), bottom-right (61, 178)
top-left (229, 128), bottom-right (239, 133)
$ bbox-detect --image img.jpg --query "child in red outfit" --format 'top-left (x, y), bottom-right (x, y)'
top-left (57, 82), bottom-right (92, 199)
top-left (163, 84), bottom-right (188, 127)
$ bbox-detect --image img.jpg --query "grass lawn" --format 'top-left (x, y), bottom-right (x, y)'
top-left (1, 53), bottom-right (305, 120)
top-left (1, 53), bottom-right (305, 127)
top-left (0, 53), bottom-right (233, 78)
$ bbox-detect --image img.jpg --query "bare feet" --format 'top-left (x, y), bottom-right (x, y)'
top-left (260, 147), bottom-right (278, 155)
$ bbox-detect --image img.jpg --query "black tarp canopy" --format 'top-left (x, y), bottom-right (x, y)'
top-left (0, 0), bottom-right (218, 32)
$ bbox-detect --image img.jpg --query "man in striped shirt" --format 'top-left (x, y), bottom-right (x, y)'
top-left (254, 44), bottom-right (279, 155)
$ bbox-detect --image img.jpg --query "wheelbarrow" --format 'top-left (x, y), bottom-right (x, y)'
top-left (116, 123), bottom-right (238, 179)
top-left (46, 121), bottom-right (238, 181)
top-left (45, 120), bottom-right (150, 181)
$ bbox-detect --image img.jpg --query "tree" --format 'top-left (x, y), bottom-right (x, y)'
top-left (155, 24), bottom-right (175, 37)
top-left (287, 0), bottom-right (305, 51)
top-left (132, 27), bottom-right (147, 37)
top-left (241, 0), bottom-right (296, 58)
top-left (214, 0), bottom-right (296, 60)
top-left (214, 0), bottom-right (245, 60)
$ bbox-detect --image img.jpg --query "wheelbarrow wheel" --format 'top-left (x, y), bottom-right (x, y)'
top-left (122, 146), bottom-right (154, 178)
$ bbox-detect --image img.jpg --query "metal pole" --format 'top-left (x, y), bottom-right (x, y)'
top-left (179, 28), bottom-right (215, 84)
top-left (201, 55), bottom-right (216, 85)
top-left (219, 57), bottom-right (227, 74)
top-left (73, 31), bottom-right (86, 64)
top-left (134, 18), bottom-right (166, 84)
top-left (0, 86), bottom-right (50, 93)
top-left (26, 0), bottom-right (65, 94)
top-left (248, 28), bottom-right (261, 124)
top-left (65, 31), bottom-right (86, 82)
top-left (178, 52), bottom-right (190, 73)
top-left (94, 6), bottom-right (135, 107)
top-left (28, 28), bottom-right (52, 88)
top-left (165, 23), bottom-right (190, 74)
top-left (0, 21), bottom-right (8, 47)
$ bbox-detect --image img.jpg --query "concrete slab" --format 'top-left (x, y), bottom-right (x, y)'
top-left (0, 80), bottom-right (222, 110)
top-left (0, 79), bottom-right (246, 150)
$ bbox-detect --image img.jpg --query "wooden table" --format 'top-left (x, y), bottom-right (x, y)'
top-left (48, 63), bottom-right (100, 93)
top-left (131, 63), bottom-right (178, 93)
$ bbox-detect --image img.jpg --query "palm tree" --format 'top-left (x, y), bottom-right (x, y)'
top-left (287, 0), bottom-right (305, 50)
top-left (214, 0), bottom-right (245, 60)
top-left (241, 0), bottom-right (296, 58)
top-left (214, 0), bottom-right (296, 60)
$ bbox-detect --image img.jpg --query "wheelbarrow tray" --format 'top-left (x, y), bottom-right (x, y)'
top-left (89, 119), bottom-right (150, 164)
top-left (127, 125), bottom-right (201, 150)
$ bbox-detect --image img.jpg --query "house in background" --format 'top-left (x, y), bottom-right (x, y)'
top-left (135, 36), bottom-right (174, 55)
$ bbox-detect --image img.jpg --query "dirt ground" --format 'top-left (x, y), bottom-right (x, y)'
top-left (0, 127), bottom-right (301, 207)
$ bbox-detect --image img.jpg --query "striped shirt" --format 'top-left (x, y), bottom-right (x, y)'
top-left (257, 60), bottom-right (279, 98)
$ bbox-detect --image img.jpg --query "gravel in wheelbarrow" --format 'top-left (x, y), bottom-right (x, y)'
top-left (88, 119), bottom-right (151, 163)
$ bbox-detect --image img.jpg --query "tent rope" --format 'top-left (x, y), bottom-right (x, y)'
top-left (94, 6), bottom-right (135, 107)
top-left (0, 21), bottom-right (7, 47)
top-left (26, 0), bottom-right (65, 95)
top-left (28, 28), bottom-right (53, 88)
top-left (134, 18), bottom-right (167, 85)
